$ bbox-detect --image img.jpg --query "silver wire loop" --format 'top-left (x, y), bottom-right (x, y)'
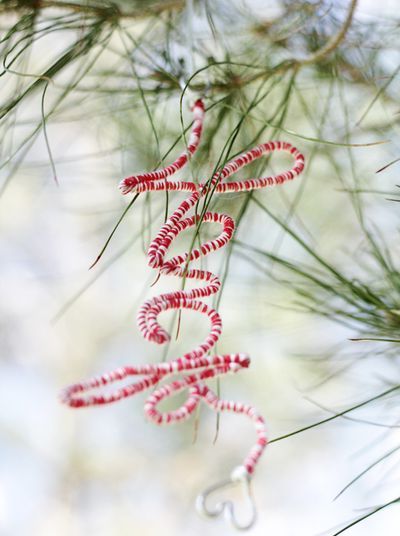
top-left (195, 466), bottom-right (257, 531)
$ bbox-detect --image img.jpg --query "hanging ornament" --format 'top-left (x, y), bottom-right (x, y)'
top-left (61, 98), bottom-right (305, 530)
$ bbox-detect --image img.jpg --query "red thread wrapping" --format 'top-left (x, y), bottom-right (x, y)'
top-left (61, 99), bottom-right (305, 477)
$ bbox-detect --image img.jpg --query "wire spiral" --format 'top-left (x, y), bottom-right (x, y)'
top-left (61, 98), bottom-right (305, 529)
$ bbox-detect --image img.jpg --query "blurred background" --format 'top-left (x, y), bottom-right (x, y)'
top-left (1, 0), bottom-right (400, 534)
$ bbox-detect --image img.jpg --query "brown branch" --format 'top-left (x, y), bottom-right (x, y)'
top-left (295, 0), bottom-right (358, 65)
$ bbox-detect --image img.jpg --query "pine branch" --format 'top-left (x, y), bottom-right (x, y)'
top-left (0, 0), bottom-right (185, 19)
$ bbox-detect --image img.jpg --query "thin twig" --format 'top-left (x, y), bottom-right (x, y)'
top-left (296, 0), bottom-right (358, 65)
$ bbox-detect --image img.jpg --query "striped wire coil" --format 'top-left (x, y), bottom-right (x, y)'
top-left (60, 98), bottom-right (305, 529)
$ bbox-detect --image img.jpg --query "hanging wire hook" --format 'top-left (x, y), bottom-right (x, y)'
top-left (196, 465), bottom-right (257, 531)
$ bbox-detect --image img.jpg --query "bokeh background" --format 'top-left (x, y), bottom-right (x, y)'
top-left (1, 1), bottom-right (400, 534)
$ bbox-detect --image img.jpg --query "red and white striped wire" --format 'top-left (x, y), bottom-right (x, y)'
top-left (60, 98), bottom-right (305, 528)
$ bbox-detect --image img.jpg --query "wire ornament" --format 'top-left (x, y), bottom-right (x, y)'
top-left (60, 98), bottom-right (305, 529)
